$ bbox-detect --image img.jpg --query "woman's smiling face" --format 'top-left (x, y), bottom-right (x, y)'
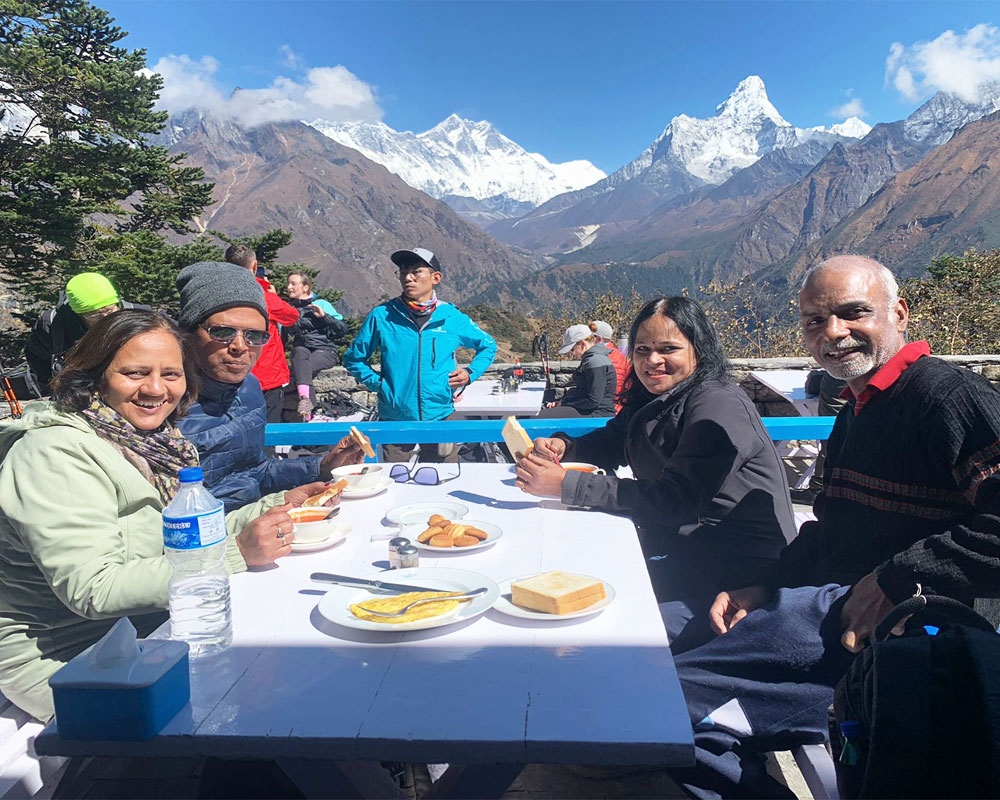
top-left (632, 315), bottom-right (698, 395)
top-left (101, 330), bottom-right (186, 430)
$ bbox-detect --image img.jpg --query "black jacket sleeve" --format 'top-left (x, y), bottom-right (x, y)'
top-left (560, 384), bottom-right (760, 531)
top-left (24, 311), bottom-right (56, 388)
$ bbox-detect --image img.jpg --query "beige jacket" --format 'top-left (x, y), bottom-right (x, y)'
top-left (0, 403), bottom-right (281, 720)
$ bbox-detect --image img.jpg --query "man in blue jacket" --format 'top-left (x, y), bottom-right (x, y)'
top-left (343, 248), bottom-right (497, 462)
top-left (175, 262), bottom-right (363, 511)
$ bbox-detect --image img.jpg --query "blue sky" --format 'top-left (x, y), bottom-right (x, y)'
top-left (104, 0), bottom-right (999, 173)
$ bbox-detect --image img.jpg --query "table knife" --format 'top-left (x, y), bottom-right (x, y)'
top-left (310, 572), bottom-right (451, 594)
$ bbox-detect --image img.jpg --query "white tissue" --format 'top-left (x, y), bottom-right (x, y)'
top-left (90, 617), bottom-right (141, 667)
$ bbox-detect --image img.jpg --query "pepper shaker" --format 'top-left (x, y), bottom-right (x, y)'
top-left (397, 544), bottom-right (420, 569)
top-left (388, 537), bottom-right (410, 569)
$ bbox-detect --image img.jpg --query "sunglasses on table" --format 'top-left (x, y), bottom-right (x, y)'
top-left (200, 324), bottom-right (271, 346)
top-left (389, 462), bottom-right (461, 485)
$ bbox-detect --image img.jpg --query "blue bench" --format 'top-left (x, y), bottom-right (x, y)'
top-left (264, 416), bottom-right (836, 447)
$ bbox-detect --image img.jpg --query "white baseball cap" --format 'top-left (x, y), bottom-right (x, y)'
top-left (559, 323), bottom-right (593, 354)
top-left (591, 320), bottom-right (614, 340)
top-left (391, 248), bottom-right (442, 272)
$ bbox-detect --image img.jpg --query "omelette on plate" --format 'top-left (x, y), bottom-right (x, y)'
top-left (349, 591), bottom-right (463, 624)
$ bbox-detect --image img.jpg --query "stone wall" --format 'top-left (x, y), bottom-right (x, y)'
top-left (312, 355), bottom-right (1000, 418)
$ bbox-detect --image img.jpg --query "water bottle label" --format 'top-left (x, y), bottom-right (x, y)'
top-left (163, 507), bottom-right (226, 549)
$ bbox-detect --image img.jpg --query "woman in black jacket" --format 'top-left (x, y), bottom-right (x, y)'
top-left (516, 297), bottom-right (796, 651)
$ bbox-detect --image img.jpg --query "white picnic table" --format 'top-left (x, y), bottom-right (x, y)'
top-left (451, 380), bottom-right (546, 418)
top-left (749, 370), bottom-right (819, 417)
top-left (36, 464), bottom-right (693, 798)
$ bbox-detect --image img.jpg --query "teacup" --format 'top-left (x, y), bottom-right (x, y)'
top-left (330, 464), bottom-right (385, 490)
top-left (289, 506), bottom-right (341, 543)
top-left (560, 462), bottom-right (606, 475)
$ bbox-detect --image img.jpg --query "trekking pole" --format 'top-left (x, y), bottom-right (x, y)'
top-left (0, 358), bottom-right (23, 419)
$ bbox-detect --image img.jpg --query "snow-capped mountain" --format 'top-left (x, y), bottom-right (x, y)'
top-left (815, 116), bottom-right (872, 139)
top-left (307, 114), bottom-right (605, 221)
top-left (903, 83), bottom-right (1000, 146)
top-left (607, 76), bottom-right (866, 192)
top-left (489, 76), bottom-right (868, 253)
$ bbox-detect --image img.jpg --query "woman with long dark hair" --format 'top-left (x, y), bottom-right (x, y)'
top-left (0, 310), bottom-right (322, 720)
top-left (516, 296), bottom-right (795, 651)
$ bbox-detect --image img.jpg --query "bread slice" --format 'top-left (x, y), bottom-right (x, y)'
top-left (511, 571), bottom-right (606, 615)
top-left (502, 416), bottom-right (533, 460)
top-left (349, 426), bottom-right (376, 459)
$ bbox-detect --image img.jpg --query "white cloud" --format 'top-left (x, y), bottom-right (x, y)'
top-left (146, 53), bottom-right (382, 127)
top-left (885, 23), bottom-right (1000, 103)
top-left (279, 45), bottom-right (304, 70)
top-left (828, 97), bottom-right (868, 118)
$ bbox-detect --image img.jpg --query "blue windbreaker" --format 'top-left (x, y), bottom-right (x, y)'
top-left (343, 299), bottom-right (497, 421)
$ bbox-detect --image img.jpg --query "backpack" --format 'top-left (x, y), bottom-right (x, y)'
top-left (832, 594), bottom-right (1000, 798)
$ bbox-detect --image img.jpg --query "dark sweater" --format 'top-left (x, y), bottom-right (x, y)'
top-left (774, 355), bottom-right (1000, 603)
top-left (561, 379), bottom-right (796, 591)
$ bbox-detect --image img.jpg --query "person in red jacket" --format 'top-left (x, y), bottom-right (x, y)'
top-left (225, 244), bottom-right (300, 424)
top-left (590, 320), bottom-right (629, 410)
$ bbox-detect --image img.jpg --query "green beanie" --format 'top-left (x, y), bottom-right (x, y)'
top-left (66, 273), bottom-right (120, 315)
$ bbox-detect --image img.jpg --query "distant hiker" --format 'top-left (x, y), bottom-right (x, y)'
top-left (224, 244), bottom-right (300, 425)
top-left (284, 271), bottom-right (350, 421)
top-left (590, 319), bottom-right (629, 408)
top-left (539, 324), bottom-right (616, 418)
top-left (24, 272), bottom-right (150, 394)
top-left (343, 247), bottom-right (497, 462)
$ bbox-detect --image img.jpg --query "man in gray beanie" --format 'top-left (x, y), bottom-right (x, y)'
top-left (175, 262), bottom-right (363, 512)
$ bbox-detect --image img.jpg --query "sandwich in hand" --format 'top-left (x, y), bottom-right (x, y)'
top-left (302, 478), bottom-right (349, 507)
top-left (502, 416), bottom-right (534, 460)
top-left (349, 426), bottom-right (375, 459)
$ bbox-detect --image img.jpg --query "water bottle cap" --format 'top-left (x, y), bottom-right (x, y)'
top-left (178, 466), bottom-right (204, 483)
top-left (840, 720), bottom-right (861, 736)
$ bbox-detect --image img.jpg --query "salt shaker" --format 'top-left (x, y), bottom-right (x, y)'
top-left (397, 544), bottom-right (420, 569)
top-left (388, 537), bottom-right (410, 569)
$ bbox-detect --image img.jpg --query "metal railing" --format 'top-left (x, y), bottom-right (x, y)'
top-left (264, 415), bottom-right (836, 447)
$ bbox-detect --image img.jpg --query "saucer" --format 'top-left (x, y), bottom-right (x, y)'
top-left (289, 522), bottom-right (351, 553)
top-left (341, 476), bottom-right (393, 499)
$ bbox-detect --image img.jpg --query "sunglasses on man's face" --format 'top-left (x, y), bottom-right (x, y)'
top-left (389, 462), bottom-right (461, 485)
top-left (200, 325), bottom-right (270, 347)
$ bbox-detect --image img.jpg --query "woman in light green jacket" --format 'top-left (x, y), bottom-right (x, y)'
top-left (0, 311), bottom-right (323, 720)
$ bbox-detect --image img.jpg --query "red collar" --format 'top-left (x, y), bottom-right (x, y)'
top-left (840, 341), bottom-right (931, 414)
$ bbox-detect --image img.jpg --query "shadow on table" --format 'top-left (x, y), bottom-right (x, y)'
top-left (448, 490), bottom-right (540, 511)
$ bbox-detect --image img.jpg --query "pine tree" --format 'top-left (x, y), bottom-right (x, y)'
top-left (0, 0), bottom-right (213, 301)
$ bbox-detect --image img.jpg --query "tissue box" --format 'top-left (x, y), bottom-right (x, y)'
top-left (50, 636), bottom-right (190, 741)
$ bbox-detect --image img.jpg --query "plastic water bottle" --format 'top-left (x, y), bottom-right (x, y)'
top-left (617, 335), bottom-right (629, 356)
top-left (162, 466), bottom-right (232, 657)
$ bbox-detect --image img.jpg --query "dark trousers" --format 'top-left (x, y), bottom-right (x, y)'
top-left (381, 413), bottom-right (459, 463)
top-left (669, 584), bottom-right (854, 799)
top-left (262, 387), bottom-right (284, 424)
top-left (290, 346), bottom-right (338, 387)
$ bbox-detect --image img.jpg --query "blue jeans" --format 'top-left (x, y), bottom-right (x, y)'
top-left (669, 584), bottom-right (855, 799)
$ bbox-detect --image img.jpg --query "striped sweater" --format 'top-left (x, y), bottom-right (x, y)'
top-left (773, 355), bottom-right (1000, 603)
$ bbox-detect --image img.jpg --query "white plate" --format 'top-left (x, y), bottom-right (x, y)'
top-left (289, 522), bottom-right (351, 553)
top-left (492, 574), bottom-right (615, 621)
top-left (384, 501), bottom-right (469, 527)
top-left (403, 520), bottom-right (503, 552)
top-left (341, 476), bottom-right (394, 499)
top-left (317, 567), bottom-right (499, 632)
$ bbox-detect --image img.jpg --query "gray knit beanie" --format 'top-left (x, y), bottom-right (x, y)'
top-left (176, 261), bottom-right (268, 331)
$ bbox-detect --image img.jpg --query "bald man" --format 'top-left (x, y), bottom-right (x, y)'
top-left (669, 255), bottom-right (1000, 798)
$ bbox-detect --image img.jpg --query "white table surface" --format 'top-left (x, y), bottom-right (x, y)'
top-left (451, 380), bottom-right (546, 418)
top-left (37, 465), bottom-right (692, 768)
top-left (749, 370), bottom-right (819, 416)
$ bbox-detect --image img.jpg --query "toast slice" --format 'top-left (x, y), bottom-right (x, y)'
top-left (502, 416), bottom-right (533, 460)
top-left (510, 571), bottom-right (606, 615)
top-left (302, 479), bottom-right (348, 507)
top-left (349, 426), bottom-right (376, 459)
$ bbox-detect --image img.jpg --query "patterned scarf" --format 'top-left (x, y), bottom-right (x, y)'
top-left (80, 397), bottom-right (200, 505)
top-left (402, 290), bottom-right (438, 322)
